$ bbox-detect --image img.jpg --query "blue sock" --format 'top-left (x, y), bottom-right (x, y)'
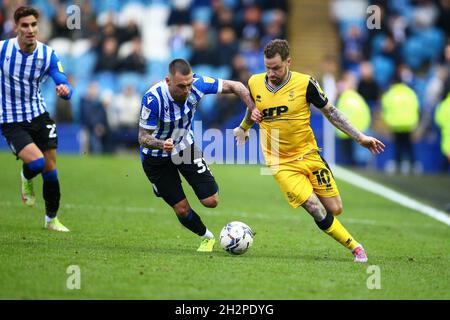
top-left (23, 158), bottom-right (45, 180)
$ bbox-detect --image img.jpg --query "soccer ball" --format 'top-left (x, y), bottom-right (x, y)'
top-left (219, 221), bottom-right (254, 255)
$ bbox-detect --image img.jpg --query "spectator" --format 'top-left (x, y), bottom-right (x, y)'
top-left (214, 26), bottom-right (239, 66)
top-left (434, 91), bottom-right (450, 170)
top-left (107, 84), bottom-right (141, 151)
top-left (94, 37), bottom-right (119, 73)
top-left (357, 61), bottom-right (381, 109)
top-left (189, 22), bottom-right (215, 66)
top-left (342, 25), bottom-right (365, 71)
top-left (437, 0), bottom-right (450, 37)
top-left (381, 74), bottom-right (420, 174)
top-left (118, 37), bottom-right (146, 73)
top-left (51, 4), bottom-right (72, 39)
top-left (80, 82), bottom-right (109, 154)
top-left (167, 0), bottom-right (192, 26)
top-left (117, 19), bottom-right (140, 45)
top-left (336, 72), bottom-right (372, 166)
top-left (236, 5), bottom-right (264, 41)
top-left (108, 84), bottom-right (140, 131)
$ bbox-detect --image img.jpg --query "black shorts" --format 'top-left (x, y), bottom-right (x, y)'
top-left (0, 112), bottom-right (58, 156)
top-left (142, 144), bottom-right (218, 207)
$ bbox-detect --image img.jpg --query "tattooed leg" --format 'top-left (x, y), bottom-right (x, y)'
top-left (301, 192), bottom-right (328, 221)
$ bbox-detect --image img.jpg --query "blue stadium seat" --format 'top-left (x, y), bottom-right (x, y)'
top-left (338, 19), bottom-right (366, 40)
top-left (402, 36), bottom-right (425, 69)
top-left (370, 34), bottom-right (386, 56)
top-left (371, 55), bottom-right (395, 89)
top-left (170, 46), bottom-right (192, 61)
top-left (215, 66), bottom-right (232, 80)
top-left (73, 51), bottom-right (97, 82)
top-left (58, 54), bottom-right (73, 76)
top-left (191, 6), bottom-right (212, 24)
top-left (31, 0), bottom-right (56, 18)
top-left (40, 79), bottom-right (57, 116)
top-left (93, 71), bottom-right (117, 92)
top-left (118, 72), bottom-right (146, 92)
top-left (192, 64), bottom-right (215, 78)
top-left (146, 59), bottom-right (169, 83)
top-left (91, 0), bottom-right (121, 14)
top-left (420, 28), bottom-right (445, 61)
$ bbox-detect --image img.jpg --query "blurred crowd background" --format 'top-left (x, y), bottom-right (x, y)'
top-left (0, 0), bottom-right (449, 173)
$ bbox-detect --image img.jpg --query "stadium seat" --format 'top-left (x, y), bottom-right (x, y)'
top-left (420, 28), bottom-right (445, 61)
top-left (191, 6), bottom-right (212, 24)
top-left (118, 2), bottom-right (146, 27)
top-left (402, 37), bottom-right (424, 70)
top-left (118, 72), bottom-right (146, 92)
top-left (371, 55), bottom-right (395, 89)
top-left (370, 34), bottom-right (386, 56)
top-left (57, 54), bottom-right (73, 76)
top-left (338, 19), bottom-right (366, 40)
top-left (73, 51), bottom-right (97, 82)
top-left (146, 59), bottom-right (170, 83)
top-left (93, 71), bottom-right (117, 92)
top-left (215, 66), bottom-right (232, 80)
top-left (48, 38), bottom-right (72, 56)
top-left (71, 39), bottom-right (93, 58)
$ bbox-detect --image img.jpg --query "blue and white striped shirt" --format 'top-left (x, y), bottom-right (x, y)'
top-left (0, 37), bottom-right (72, 124)
top-left (139, 74), bottom-right (222, 157)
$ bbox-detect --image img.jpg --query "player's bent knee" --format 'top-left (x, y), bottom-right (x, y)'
top-left (173, 199), bottom-right (190, 217)
top-left (330, 203), bottom-right (343, 216)
top-left (201, 194), bottom-right (219, 208)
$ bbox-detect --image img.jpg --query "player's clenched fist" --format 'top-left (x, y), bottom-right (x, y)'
top-left (233, 126), bottom-right (250, 146)
top-left (163, 138), bottom-right (174, 153)
top-left (55, 84), bottom-right (70, 98)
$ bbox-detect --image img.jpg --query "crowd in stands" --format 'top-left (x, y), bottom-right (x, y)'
top-left (1, 0), bottom-right (449, 172)
top-left (329, 0), bottom-right (450, 172)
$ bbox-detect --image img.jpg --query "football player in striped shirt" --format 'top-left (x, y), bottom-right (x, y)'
top-left (0, 7), bottom-right (73, 232)
top-left (139, 59), bottom-right (256, 252)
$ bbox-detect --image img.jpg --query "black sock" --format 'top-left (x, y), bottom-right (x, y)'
top-left (315, 212), bottom-right (334, 230)
top-left (177, 208), bottom-right (207, 236)
top-left (42, 170), bottom-right (60, 218)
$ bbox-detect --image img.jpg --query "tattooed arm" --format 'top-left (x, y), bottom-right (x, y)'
top-left (221, 80), bottom-right (257, 113)
top-left (138, 127), bottom-right (173, 152)
top-left (320, 102), bottom-right (385, 155)
top-left (320, 102), bottom-right (363, 141)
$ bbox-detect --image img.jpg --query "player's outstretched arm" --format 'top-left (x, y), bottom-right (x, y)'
top-left (222, 80), bottom-right (263, 146)
top-left (138, 127), bottom-right (173, 153)
top-left (221, 80), bottom-right (256, 112)
top-left (320, 102), bottom-right (385, 155)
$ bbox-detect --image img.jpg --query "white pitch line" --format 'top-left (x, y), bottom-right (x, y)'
top-left (333, 166), bottom-right (450, 226)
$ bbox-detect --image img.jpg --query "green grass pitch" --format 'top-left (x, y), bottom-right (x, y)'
top-left (0, 151), bottom-right (449, 299)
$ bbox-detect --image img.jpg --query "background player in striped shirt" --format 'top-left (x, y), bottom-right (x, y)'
top-left (139, 59), bottom-right (255, 252)
top-left (0, 7), bottom-right (73, 232)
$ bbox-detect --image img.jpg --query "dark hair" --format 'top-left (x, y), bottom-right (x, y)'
top-left (14, 6), bottom-right (39, 24)
top-left (264, 39), bottom-right (290, 61)
top-left (169, 59), bottom-right (192, 76)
